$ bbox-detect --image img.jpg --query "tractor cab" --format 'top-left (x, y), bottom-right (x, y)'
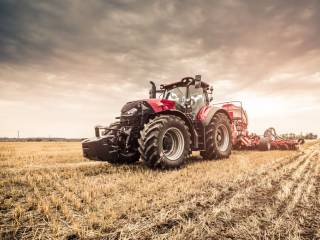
top-left (150, 75), bottom-right (213, 117)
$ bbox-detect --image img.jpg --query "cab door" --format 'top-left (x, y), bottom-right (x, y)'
top-left (188, 85), bottom-right (207, 117)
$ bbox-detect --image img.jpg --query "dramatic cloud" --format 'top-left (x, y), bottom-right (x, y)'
top-left (0, 0), bottom-right (319, 137)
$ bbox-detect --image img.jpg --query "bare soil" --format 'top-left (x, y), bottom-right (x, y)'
top-left (0, 140), bottom-right (319, 239)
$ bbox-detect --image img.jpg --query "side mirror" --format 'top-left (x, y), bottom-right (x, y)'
top-left (149, 81), bottom-right (156, 98)
top-left (195, 75), bottom-right (201, 88)
top-left (208, 86), bottom-right (213, 102)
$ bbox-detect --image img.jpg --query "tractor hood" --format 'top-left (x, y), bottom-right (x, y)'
top-left (121, 100), bottom-right (143, 114)
top-left (121, 99), bottom-right (176, 115)
top-left (145, 99), bottom-right (176, 113)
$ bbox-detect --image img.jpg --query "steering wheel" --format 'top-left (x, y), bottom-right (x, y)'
top-left (181, 77), bottom-right (195, 85)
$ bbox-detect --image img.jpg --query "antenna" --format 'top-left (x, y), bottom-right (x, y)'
top-left (17, 130), bottom-right (20, 139)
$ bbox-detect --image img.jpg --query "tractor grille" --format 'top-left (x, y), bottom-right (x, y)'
top-left (120, 115), bottom-right (141, 127)
top-left (121, 101), bottom-right (141, 114)
top-left (120, 100), bottom-right (153, 128)
top-left (120, 101), bottom-right (142, 127)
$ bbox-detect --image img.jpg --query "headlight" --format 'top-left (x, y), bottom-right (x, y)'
top-left (126, 107), bottom-right (138, 115)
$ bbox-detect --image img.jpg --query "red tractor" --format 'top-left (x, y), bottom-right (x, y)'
top-left (82, 75), bottom-right (233, 168)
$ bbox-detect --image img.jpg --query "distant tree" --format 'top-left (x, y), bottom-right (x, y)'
top-left (305, 133), bottom-right (318, 139)
top-left (280, 132), bottom-right (318, 140)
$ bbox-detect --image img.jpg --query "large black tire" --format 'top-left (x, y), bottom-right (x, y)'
top-left (200, 113), bottom-right (232, 160)
top-left (138, 115), bottom-right (190, 169)
top-left (104, 122), bottom-right (140, 164)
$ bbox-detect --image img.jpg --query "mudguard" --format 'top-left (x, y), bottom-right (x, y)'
top-left (197, 105), bottom-right (231, 126)
top-left (158, 109), bottom-right (199, 148)
top-left (160, 109), bottom-right (195, 131)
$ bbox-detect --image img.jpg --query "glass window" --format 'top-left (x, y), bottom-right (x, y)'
top-left (164, 86), bottom-right (206, 115)
top-left (189, 86), bottom-right (205, 115)
top-left (165, 87), bottom-right (186, 109)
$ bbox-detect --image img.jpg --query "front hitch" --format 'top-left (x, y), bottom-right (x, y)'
top-left (82, 136), bottom-right (119, 161)
top-left (94, 125), bottom-right (123, 137)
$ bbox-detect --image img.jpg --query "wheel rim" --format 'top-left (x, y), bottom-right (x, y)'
top-left (162, 127), bottom-right (185, 161)
top-left (216, 125), bottom-right (229, 152)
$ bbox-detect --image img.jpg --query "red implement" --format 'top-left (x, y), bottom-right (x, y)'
top-left (212, 101), bottom-right (303, 151)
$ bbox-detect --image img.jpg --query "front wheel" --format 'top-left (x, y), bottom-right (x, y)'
top-left (138, 115), bottom-right (191, 169)
top-left (201, 113), bottom-right (232, 160)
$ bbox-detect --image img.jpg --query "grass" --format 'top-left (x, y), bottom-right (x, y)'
top-left (0, 140), bottom-right (319, 239)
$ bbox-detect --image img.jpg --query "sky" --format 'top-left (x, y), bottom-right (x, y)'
top-left (0, 0), bottom-right (319, 138)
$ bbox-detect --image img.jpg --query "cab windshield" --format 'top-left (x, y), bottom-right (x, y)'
top-left (164, 86), bottom-right (206, 115)
top-left (164, 87), bottom-right (186, 107)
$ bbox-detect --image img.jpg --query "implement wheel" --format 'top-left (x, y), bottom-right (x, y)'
top-left (258, 137), bottom-right (271, 151)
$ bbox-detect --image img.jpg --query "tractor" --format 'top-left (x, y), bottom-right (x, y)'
top-left (82, 75), bottom-right (233, 168)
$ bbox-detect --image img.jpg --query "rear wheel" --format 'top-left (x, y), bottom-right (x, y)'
top-left (138, 115), bottom-right (190, 169)
top-left (201, 113), bottom-right (232, 160)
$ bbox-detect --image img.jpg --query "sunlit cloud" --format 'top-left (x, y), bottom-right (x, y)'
top-left (0, 0), bottom-right (319, 137)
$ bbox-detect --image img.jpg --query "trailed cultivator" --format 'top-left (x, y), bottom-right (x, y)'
top-left (220, 102), bottom-right (304, 151)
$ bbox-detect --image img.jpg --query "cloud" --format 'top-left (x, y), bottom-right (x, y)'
top-left (0, 0), bottom-right (319, 137)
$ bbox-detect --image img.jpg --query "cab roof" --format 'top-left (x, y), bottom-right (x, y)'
top-left (160, 78), bottom-right (210, 90)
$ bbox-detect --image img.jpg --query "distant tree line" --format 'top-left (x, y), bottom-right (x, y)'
top-left (280, 133), bottom-right (318, 140)
top-left (0, 137), bottom-right (84, 142)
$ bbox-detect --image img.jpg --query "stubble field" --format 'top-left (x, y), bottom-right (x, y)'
top-left (0, 140), bottom-right (319, 240)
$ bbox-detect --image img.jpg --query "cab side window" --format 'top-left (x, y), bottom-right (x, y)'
top-left (189, 86), bottom-right (206, 116)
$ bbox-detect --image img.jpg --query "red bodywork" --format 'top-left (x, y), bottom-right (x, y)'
top-left (219, 102), bottom-right (302, 150)
top-left (196, 105), bottom-right (211, 121)
top-left (221, 103), bottom-right (252, 147)
top-left (270, 139), bottom-right (300, 150)
top-left (147, 99), bottom-right (176, 112)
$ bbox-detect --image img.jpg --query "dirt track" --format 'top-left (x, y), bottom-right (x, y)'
top-left (0, 141), bottom-right (319, 239)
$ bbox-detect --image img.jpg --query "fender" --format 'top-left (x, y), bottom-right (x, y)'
top-left (159, 109), bottom-right (198, 148)
top-left (145, 99), bottom-right (197, 146)
top-left (197, 105), bottom-right (231, 126)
